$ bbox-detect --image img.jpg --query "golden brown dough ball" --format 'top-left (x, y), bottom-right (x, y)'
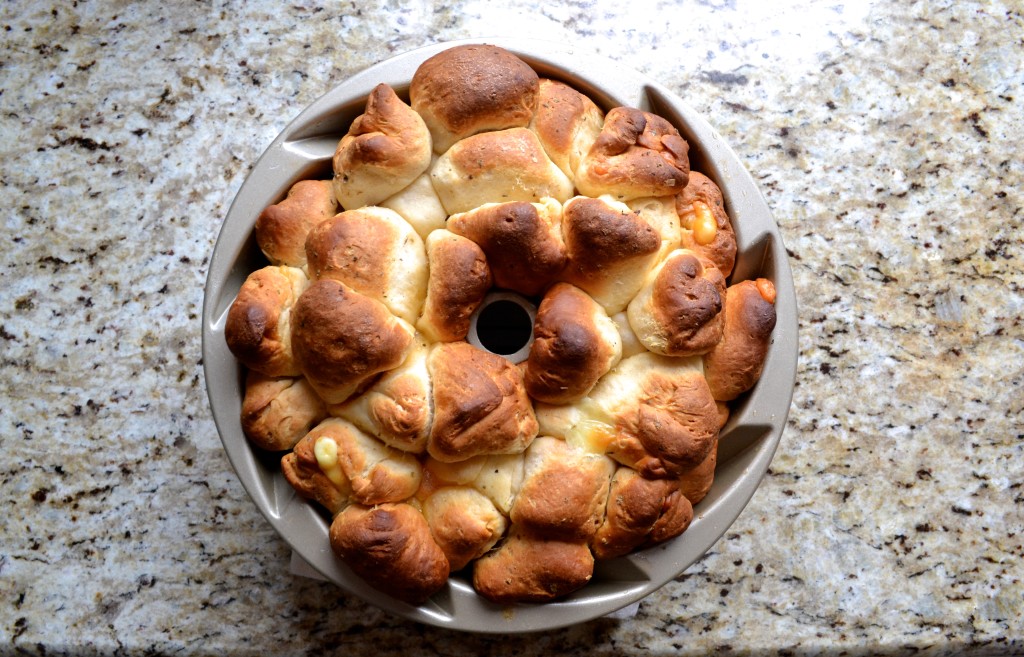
top-left (410, 44), bottom-right (539, 154)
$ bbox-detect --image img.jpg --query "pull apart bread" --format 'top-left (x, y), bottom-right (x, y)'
top-left (224, 44), bottom-right (777, 605)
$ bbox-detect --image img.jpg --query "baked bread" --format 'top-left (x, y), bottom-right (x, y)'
top-left (280, 430), bottom-right (347, 515)
top-left (294, 417), bottom-right (422, 505)
top-left (410, 43), bottom-right (539, 154)
top-left (304, 206), bottom-right (427, 324)
top-left (241, 371), bottom-right (326, 451)
top-left (332, 336), bottom-right (432, 454)
top-left (591, 466), bottom-right (693, 560)
top-left (627, 248), bottom-right (727, 357)
top-left (472, 526), bottom-right (594, 603)
top-left (227, 44), bottom-right (780, 605)
top-left (510, 436), bottom-right (615, 541)
top-left (676, 433), bottom-right (718, 505)
top-left (416, 229), bottom-right (492, 342)
top-left (431, 127), bottom-right (573, 215)
top-left (549, 352), bottom-right (720, 479)
top-left (378, 171), bottom-right (447, 240)
top-left (427, 341), bottom-right (538, 462)
top-left (225, 265), bottom-right (308, 377)
top-left (611, 310), bottom-right (648, 359)
top-left (524, 283), bottom-right (621, 404)
top-left (290, 279), bottom-right (414, 404)
top-left (595, 353), bottom-right (719, 478)
top-left (447, 198), bottom-right (566, 297)
top-left (332, 83), bottom-right (432, 210)
top-left (575, 107), bottom-right (690, 201)
top-left (330, 502), bottom-right (449, 605)
top-left (528, 78), bottom-right (604, 181)
top-left (420, 486), bottom-right (507, 571)
top-left (255, 180), bottom-right (337, 268)
top-left (559, 195), bottom-right (661, 314)
top-left (421, 452), bottom-right (525, 516)
top-left (703, 278), bottom-right (778, 400)
top-left (626, 195), bottom-right (683, 264)
top-left (677, 171), bottom-right (737, 278)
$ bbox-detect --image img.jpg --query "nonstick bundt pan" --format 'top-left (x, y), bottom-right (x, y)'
top-left (202, 37), bottom-right (798, 633)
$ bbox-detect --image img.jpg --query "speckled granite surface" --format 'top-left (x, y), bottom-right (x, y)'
top-left (2, 1), bottom-right (1022, 655)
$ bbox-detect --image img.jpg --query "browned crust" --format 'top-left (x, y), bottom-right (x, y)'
top-left (646, 487), bottom-right (694, 545)
top-left (448, 201), bottom-right (566, 296)
top-left (224, 266), bottom-right (305, 377)
top-left (304, 209), bottom-right (398, 300)
top-left (446, 128), bottom-right (548, 178)
top-left (421, 487), bottom-right (506, 571)
top-left (715, 400), bottom-right (731, 430)
top-left (419, 231), bottom-right (492, 342)
top-left (330, 503), bottom-right (450, 604)
top-left (356, 374), bottom-right (431, 452)
top-left (592, 468), bottom-right (671, 559)
top-left (240, 370), bottom-right (326, 451)
top-left (635, 369), bottom-right (720, 474)
top-left (280, 432), bottom-right (347, 515)
top-left (676, 433), bottom-right (718, 505)
top-left (703, 279), bottom-right (777, 401)
top-left (432, 128), bottom-right (573, 215)
top-left (529, 78), bottom-right (604, 175)
top-left (510, 437), bottom-right (613, 541)
top-left (427, 342), bottom-right (538, 462)
top-left (530, 79), bottom-right (586, 159)
top-left (524, 283), bottom-right (616, 404)
top-left (336, 83), bottom-right (425, 168)
top-left (650, 252), bottom-right (726, 356)
top-left (255, 180), bottom-right (337, 267)
top-left (290, 279), bottom-right (412, 404)
top-left (472, 527), bottom-right (594, 603)
top-left (561, 196), bottom-right (660, 278)
top-left (410, 44), bottom-right (538, 152)
top-left (676, 171), bottom-right (737, 278)
top-left (303, 418), bottom-right (421, 505)
top-left (332, 84), bottom-right (432, 209)
top-left (591, 467), bottom-right (693, 559)
top-left (607, 369), bottom-right (720, 479)
top-left (576, 107), bottom-right (690, 199)
top-left (373, 388), bottom-right (427, 447)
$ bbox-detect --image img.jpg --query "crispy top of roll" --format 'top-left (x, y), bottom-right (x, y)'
top-left (427, 342), bottom-right (538, 462)
top-left (410, 44), bottom-right (539, 154)
top-left (528, 78), bottom-right (604, 180)
top-left (332, 83), bottom-right (433, 210)
top-left (524, 283), bottom-right (621, 405)
top-left (290, 279), bottom-right (413, 404)
top-left (448, 198), bottom-right (566, 296)
top-left (225, 265), bottom-right (308, 378)
top-left (575, 107), bottom-right (690, 201)
top-left (627, 249), bottom-right (726, 357)
top-left (255, 180), bottom-right (337, 268)
top-left (703, 278), bottom-right (777, 401)
top-left (330, 503), bottom-right (449, 604)
top-left (676, 171), bottom-right (737, 278)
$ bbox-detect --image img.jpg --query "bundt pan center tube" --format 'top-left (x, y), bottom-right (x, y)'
top-left (467, 292), bottom-right (537, 364)
top-left (202, 37), bottom-right (798, 632)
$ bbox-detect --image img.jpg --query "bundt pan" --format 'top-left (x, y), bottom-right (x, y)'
top-left (202, 38), bottom-right (798, 632)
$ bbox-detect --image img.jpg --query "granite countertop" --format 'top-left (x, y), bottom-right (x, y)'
top-left (2, 1), bottom-right (1022, 655)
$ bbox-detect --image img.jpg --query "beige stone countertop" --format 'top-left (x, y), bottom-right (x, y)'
top-left (1, 1), bottom-right (1021, 655)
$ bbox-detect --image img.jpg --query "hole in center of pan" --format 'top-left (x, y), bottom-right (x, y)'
top-left (474, 299), bottom-right (534, 356)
